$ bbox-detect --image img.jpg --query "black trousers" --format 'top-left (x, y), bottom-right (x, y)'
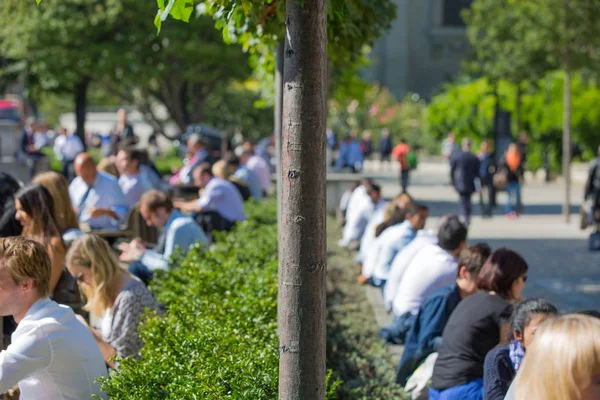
top-left (479, 180), bottom-right (494, 217)
top-left (400, 169), bottom-right (410, 193)
top-left (459, 192), bottom-right (473, 225)
top-left (195, 211), bottom-right (235, 240)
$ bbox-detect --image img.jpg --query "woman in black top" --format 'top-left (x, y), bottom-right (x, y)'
top-left (429, 248), bottom-right (529, 400)
top-left (482, 298), bottom-right (558, 400)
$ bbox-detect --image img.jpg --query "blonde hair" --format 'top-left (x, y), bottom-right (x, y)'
top-left (33, 172), bottom-right (79, 233)
top-left (97, 158), bottom-right (120, 178)
top-left (0, 237), bottom-right (51, 297)
top-left (514, 314), bottom-right (600, 400)
top-left (212, 160), bottom-right (231, 179)
top-left (382, 201), bottom-right (397, 222)
top-left (66, 234), bottom-right (122, 315)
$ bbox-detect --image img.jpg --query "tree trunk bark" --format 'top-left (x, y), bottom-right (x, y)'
top-left (278, 0), bottom-right (327, 398)
top-left (562, 67), bottom-right (572, 222)
top-left (74, 79), bottom-right (89, 147)
top-left (275, 40), bottom-right (284, 231)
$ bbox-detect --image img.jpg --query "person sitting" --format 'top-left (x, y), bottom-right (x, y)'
top-left (360, 206), bottom-right (407, 283)
top-left (66, 234), bottom-right (158, 368)
top-left (0, 237), bottom-right (107, 399)
top-left (383, 214), bottom-right (455, 313)
top-left (169, 134), bottom-right (211, 185)
top-left (509, 314), bottom-right (600, 400)
top-left (14, 184), bottom-right (67, 294)
top-left (371, 203), bottom-right (429, 287)
top-left (483, 298), bottom-right (558, 400)
top-left (396, 244), bottom-right (492, 386)
top-left (69, 153), bottom-right (129, 230)
top-left (96, 158), bottom-right (120, 179)
top-left (429, 248), bottom-right (529, 400)
top-left (239, 148), bottom-right (271, 196)
top-left (33, 171), bottom-right (83, 244)
top-left (335, 133), bottom-right (364, 173)
top-left (339, 181), bottom-right (384, 250)
top-left (122, 190), bottom-right (208, 285)
top-left (174, 165), bottom-right (246, 237)
top-left (212, 159), bottom-right (251, 201)
top-left (228, 156), bottom-right (263, 200)
top-left (0, 172), bottom-right (22, 238)
top-left (115, 146), bottom-right (153, 208)
top-left (381, 216), bottom-right (467, 344)
top-left (337, 181), bottom-right (360, 228)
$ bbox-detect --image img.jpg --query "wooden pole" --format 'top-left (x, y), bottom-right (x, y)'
top-left (278, 0), bottom-right (327, 398)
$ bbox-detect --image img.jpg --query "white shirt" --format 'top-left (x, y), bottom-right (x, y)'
top-left (356, 205), bottom-right (387, 265)
top-left (53, 134), bottom-right (84, 161)
top-left (0, 298), bottom-right (107, 399)
top-left (391, 243), bottom-right (457, 317)
top-left (118, 172), bottom-right (153, 208)
top-left (69, 171), bottom-right (129, 229)
top-left (340, 187), bottom-right (383, 246)
top-left (197, 177), bottom-right (246, 222)
top-left (383, 230), bottom-right (438, 312)
top-left (245, 154), bottom-right (271, 192)
top-left (372, 220), bottom-right (417, 281)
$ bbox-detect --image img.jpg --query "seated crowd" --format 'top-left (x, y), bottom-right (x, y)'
top-left (0, 137), bottom-right (269, 398)
top-left (339, 179), bottom-right (600, 400)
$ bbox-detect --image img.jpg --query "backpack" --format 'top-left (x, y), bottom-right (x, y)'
top-left (407, 151), bottom-right (418, 170)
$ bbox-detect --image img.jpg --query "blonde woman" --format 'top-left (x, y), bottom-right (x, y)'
top-left (66, 234), bottom-right (157, 368)
top-left (511, 314), bottom-right (600, 400)
top-left (96, 158), bottom-right (120, 179)
top-left (33, 171), bottom-right (81, 238)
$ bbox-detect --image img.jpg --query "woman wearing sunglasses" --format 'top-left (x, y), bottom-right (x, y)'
top-left (429, 248), bottom-right (529, 400)
top-left (66, 234), bottom-right (157, 368)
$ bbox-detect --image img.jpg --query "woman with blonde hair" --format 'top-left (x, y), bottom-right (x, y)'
top-left (510, 314), bottom-right (600, 400)
top-left (33, 171), bottom-right (80, 235)
top-left (97, 158), bottom-right (120, 179)
top-left (66, 234), bottom-right (157, 368)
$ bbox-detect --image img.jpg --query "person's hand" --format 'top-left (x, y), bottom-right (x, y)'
top-left (120, 245), bottom-right (144, 263)
top-left (130, 237), bottom-right (145, 249)
top-left (117, 242), bottom-right (131, 253)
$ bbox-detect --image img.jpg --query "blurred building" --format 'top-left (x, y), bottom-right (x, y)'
top-left (362, 0), bottom-right (473, 99)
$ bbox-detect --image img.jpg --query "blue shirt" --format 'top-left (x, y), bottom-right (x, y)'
top-left (140, 210), bottom-right (208, 271)
top-left (372, 220), bottom-right (417, 281)
top-left (396, 283), bottom-right (462, 385)
top-left (234, 166), bottom-right (263, 200)
top-left (69, 171), bottom-right (129, 229)
top-left (335, 139), bottom-right (364, 170)
top-left (118, 172), bottom-right (153, 208)
top-left (197, 178), bottom-right (246, 222)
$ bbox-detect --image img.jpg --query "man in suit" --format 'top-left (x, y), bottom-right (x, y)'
top-left (450, 138), bottom-right (481, 225)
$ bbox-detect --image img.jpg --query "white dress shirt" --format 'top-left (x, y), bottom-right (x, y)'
top-left (383, 230), bottom-right (438, 312)
top-left (340, 187), bottom-right (383, 246)
top-left (371, 220), bottom-right (417, 282)
top-left (119, 172), bottom-right (153, 208)
top-left (53, 134), bottom-right (84, 162)
top-left (245, 154), bottom-right (271, 192)
top-left (69, 171), bottom-right (129, 229)
top-left (391, 243), bottom-right (458, 317)
top-left (0, 298), bottom-right (107, 399)
top-left (197, 177), bottom-right (246, 222)
top-left (357, 205), bottom-right (387, 265)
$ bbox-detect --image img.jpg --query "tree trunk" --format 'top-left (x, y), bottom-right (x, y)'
top-left (562, 67), bottom-right (572, 222)
top-left (515, 83), bottom-right (522, 135)
top-left (278, 0), bottom-right (327, 398)
top-left (275, 41), bottom-right (284, 231)
top-left (74, 79), bottom-right (89, 147)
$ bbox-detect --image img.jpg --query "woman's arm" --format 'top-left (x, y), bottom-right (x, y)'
top-left (47, 238), bottom-right (66, 293)
top-left (75, 315), bottom-right (117, 368)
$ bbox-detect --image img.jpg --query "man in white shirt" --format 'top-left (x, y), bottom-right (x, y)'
top-left (371, 204), bottom-right (429, 286)
top-left (381, 216), bottom-right (467, 344)
top-left (69, 153), bottom-right (129, 230)
top-left (383, 214), bottom-right (454, 312)
top-left (339, 181), bottom-right (385, 249)
top-left (240, 149), bottom-right (271, 196)
top-left (0, 237), bottom-right (107, 399)
top-left (53, 127), bottom-right (84, 182)
top-left (115, 146), bottom-right (153, 207)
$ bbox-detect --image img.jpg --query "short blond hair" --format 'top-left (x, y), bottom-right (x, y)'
top-left (97, 158), bottom-right (120, 178)
top-left (0, 237), bottom-right (51, 297)
top-left (66, 234), bottom-right (122, 315)
top-left (34, 171), bottom-right (79, 233)
top-left (211, 160), bottom-right (231, 179)
top-left (515, 314), bottom-right (600, 400)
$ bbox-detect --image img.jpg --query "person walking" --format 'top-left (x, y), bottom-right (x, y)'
top-left (478, 140), bottom-right (495, 218)
top-left (392, 139), bottom-right (411, 193)
top-left (379, 128), bottom-right (393, 169)
top-left (501, 144), bottom-right (524, 219)
top-left (441, 132), bottom-right (459, 163)
top-left (450, 138), bottom-right (481, 225)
